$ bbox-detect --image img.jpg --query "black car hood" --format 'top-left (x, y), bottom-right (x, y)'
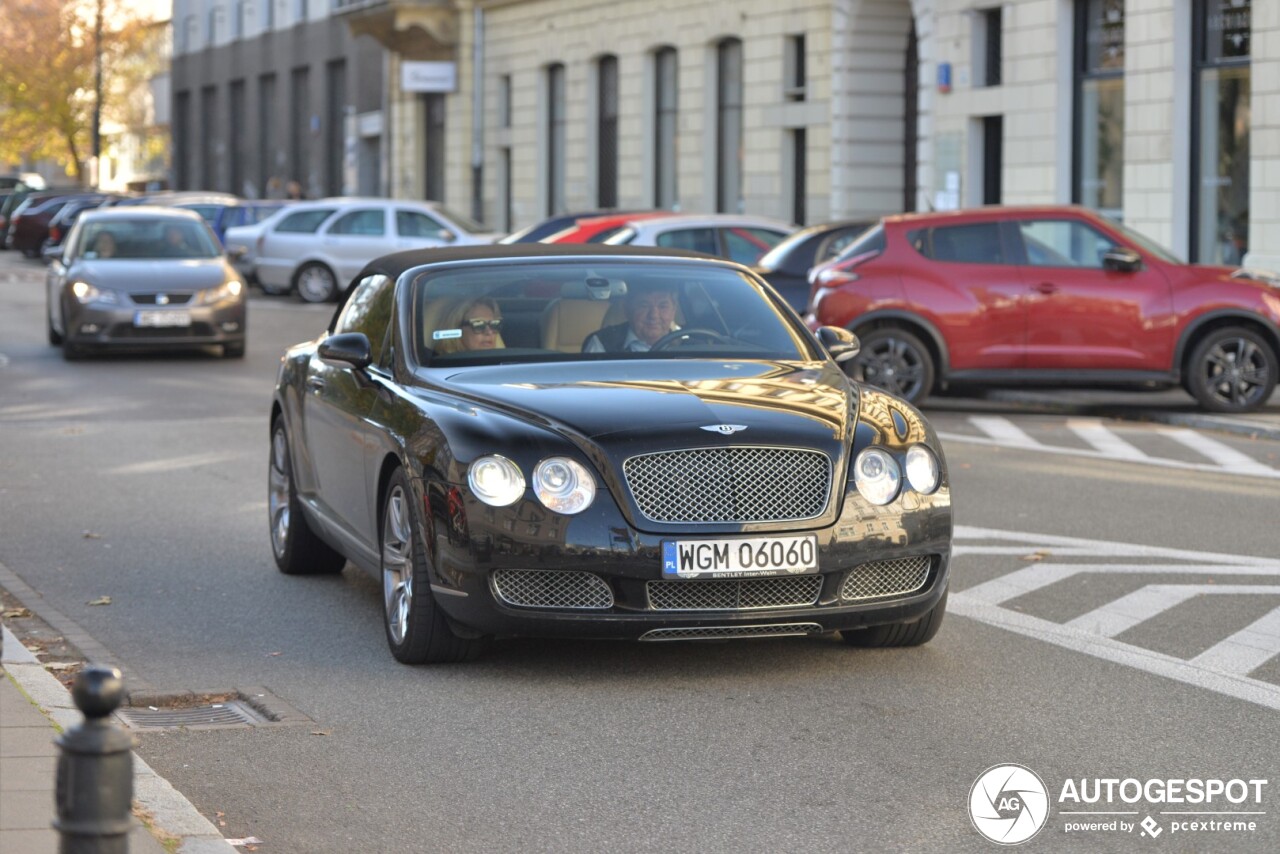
top-left (71, 258), bottom-right (232, 292)
top-left (433, 360), bottom-right (858, 448)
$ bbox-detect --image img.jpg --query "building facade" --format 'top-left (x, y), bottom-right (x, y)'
top-left (171, 0), bottom-right (1278, 267)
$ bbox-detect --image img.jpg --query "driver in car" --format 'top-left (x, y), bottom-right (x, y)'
top-left (582, 283), bottom-right (680, 352)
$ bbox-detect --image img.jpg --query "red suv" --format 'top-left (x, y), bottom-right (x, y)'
top-left (807, 206), bottom-right (1280, 413)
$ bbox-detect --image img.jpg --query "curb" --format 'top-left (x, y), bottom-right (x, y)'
top-left (2, 625), bottom-right (231, 853)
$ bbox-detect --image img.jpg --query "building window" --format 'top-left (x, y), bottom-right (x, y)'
top-left (258, 73), bottom-right (276, 196)
top-left (424, 93), bottom-right (445, 202)
top-left (325, 60), bottom-right (346, 197)
top-left (290, 67), bottom-right (310, 191)
top-left (716, 38), bottom-right (743, 214)
top-left (265, 0), bottom-right (274, 30)
top-left (499, 75), bottom-right (512, 129)
top-left (975, 8), bottom-right (1002, 87)
top-left (1074, 0), bottom-right (1125, 219)
top-left (785, 34), bottom-right (806, 102)
top-left (174, 91), bottom-right (191, 188)
top-left (234, 1), bottom-right (245, 39)
top-left (229, 80), bottom-right (245, 195)
top-left (200, 85), bottom-right (217, 189)
top-left (653, 47), bottom-right (678, 209)
top-left (1192, 0), bottom-right (1251, 264)
top-left (597, 55), bottom-right (619, 208)
top-left (546, 63), bottom-right (566, 216)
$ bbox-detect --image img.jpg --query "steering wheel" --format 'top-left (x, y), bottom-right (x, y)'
top-left (649, 328), bottom-right (734, 351)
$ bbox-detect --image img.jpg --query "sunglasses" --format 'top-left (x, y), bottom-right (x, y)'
top-left (463, 318), bottom-right (503, 332)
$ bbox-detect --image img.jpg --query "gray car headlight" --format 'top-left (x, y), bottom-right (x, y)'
top-left (905, 445), bottom-right (940, 494)
top-left (198, 279), bottom-right (244, 305)
top-left (533, 457), bottom-right (596, 514)
top-left (70, 281), bottom-right (118, 305)
top-left (468, 455), bottom-right (525, 507)
top-left (853, 447), bottom-right (901, 506)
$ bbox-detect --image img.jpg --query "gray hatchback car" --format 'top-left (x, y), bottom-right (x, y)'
top-left (45, 207), bottom-right (247, 359)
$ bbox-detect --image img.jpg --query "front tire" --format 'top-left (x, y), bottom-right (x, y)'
top-left (1187, 327), bottom-right (1277, 413)
top-left (853, 327), bottom-right (935, 405)
top-left (294, 262), bottom-right (339, 304)
top-left (841, 590), bottom-right (947, 648)
top-left (269, 419), bottom-right (346, 575)
top-left (381, 468), bottom-right (490, 664)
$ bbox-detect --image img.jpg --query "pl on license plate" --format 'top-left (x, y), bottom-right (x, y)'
top-left (134, 310), bottom-right (192, 328)
top-left (662, 535), bottom-right (819, 579)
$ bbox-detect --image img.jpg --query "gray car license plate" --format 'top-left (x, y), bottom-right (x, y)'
top-left (134, 310), bottom-right (192, 328)
top-left (661, 535), bottom-right (819, 579)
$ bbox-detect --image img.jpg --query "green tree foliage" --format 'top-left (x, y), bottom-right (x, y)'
top-left (0, 0), bottom-right (148, 183)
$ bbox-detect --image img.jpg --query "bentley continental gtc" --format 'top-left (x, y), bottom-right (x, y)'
top-left (269, 245), bottom-right (953, 663)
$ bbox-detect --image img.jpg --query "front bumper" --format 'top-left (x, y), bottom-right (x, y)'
top-left (64, 299), bottom-right (247, 351)
top-left (423, 481), bottom-right (952, 641)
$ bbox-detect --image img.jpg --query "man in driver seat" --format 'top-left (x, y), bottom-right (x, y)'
top-left (582, 283), bottom-right (680, 352)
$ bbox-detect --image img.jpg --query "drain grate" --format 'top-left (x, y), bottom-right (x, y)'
top-left (115, 699), bottom-right (269, 730)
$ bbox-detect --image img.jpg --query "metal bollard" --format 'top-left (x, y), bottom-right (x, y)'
top-left (54, 665), bottom-right (134, 854)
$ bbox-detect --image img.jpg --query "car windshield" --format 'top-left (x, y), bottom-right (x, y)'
top-left (413, 260), bottom-right (814, 366)
top-left (433, 204), bottom-right (487, 234)
top-left (1103, 216), bottom-right (1184, 265)
top-left (76, 218), bottom-right (221, 260)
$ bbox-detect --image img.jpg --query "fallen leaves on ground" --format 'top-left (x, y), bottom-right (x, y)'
top-left (87, 596), bottom-right (112, 606)
top-left (82, 530), bottom-right (102, 539)
top-left (2, 607), bottom-right (31, 619)
top-left (311, 728), bottom-right (333, 737)
top-left (1021, 550), bottom-right (1052, 562)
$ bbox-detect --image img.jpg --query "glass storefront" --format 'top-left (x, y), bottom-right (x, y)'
top-left (1193, 0), bottom-right (1251, 265)
top-left (1076, 0), bottom-right (1125, 220)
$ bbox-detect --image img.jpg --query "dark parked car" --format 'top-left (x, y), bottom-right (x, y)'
top-left (46, 207), bottom-right (247, 359)
top-left (3, 189), bottom-right (82, 256)
top-left (752, 220), bottom-right (873, 312)
top-left (808, 205), bottom-right (1280, 413)
top-left (269, 244), bottom-right (952, 663)
top-left (40, 194), bottom-right (117, 255)
top-left (498, 210), bottom-right (640, 244)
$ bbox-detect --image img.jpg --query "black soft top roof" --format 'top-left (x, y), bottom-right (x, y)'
top-left (356, 243), bottom-right (719, 281)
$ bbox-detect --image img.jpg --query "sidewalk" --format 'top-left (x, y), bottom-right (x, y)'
top-left (2, 625), bottom-right (173, 854)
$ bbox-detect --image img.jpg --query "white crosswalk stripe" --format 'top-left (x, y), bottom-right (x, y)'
top-left (951, 526), bottom-right (1280, 710)
top-left (936, 416), bottom-right (1280, 479)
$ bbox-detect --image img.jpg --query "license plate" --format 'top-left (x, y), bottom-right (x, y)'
top-left (134, 310), bottom-right (192, 328)
top-left (662, 535), bottom-right (819, 579)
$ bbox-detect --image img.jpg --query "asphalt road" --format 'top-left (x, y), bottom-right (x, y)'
top-left (2, 250), bottom-right (1278, 853)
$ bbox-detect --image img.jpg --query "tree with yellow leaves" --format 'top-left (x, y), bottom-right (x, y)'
top-left (0, 0), bottom-right (148, 184)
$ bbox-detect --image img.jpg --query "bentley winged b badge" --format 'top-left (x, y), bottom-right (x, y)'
top-left (700, 424), bottom-right (748, 435)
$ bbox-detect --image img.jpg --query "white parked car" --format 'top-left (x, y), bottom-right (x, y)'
top-left (601, 213), bottom-right (795, 265)
top-left (239, 198), bottom-right (500, 302)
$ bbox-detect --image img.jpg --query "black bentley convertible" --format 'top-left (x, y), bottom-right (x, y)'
top-left (269, 245), bottom-right (952, 663)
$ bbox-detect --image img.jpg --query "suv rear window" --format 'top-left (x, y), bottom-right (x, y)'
top-left (275, 208), bottom-right (338, 234)
top-left (909, 223), bottom-right (1006, 264)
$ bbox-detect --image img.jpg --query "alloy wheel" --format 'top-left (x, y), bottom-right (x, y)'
top-left (1198, 335), bottom-right (1273, 410)
top-left (382, 485), bottom-right (414, 646)
top-left (296, 265), bottom-right (336, 303)
top-left (860, 335), bottom-right (928, 401)
top-left (268, 428), bottom-right (291, 559)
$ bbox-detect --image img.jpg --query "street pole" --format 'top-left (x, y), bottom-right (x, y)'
top-left (92, 0), bottom-right (103, 189)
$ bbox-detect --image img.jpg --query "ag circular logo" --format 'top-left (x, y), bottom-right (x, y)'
top-left (969, 764), bottom-right (1050, 845)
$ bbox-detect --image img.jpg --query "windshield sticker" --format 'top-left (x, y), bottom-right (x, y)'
top-left (433, 329), bottom-right (463, 340)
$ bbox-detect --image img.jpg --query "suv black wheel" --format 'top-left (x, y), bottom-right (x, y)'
top-left (853, 327), bottom-right (935, 404)
top-left (1187, 327), bottom-right (1277, 413)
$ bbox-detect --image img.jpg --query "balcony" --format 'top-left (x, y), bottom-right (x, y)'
top-left (334, 0), bottom-right (459, 60)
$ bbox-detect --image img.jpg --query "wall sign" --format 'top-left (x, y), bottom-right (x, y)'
top-left (401, 61), bottom-right (458, 94)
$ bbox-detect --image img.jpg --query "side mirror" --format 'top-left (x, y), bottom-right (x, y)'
top-left (816, 326), bottom-right (860, 363)
top-left (226, 245), bottom-right (248, 261)
top-left (437, 229), bottom-right (456, 243)
top-left (41, 243), bottom-right (62, 264)
top-left (318, 332), bottom-right (372, 370)
top-left (1102, 247), bottom-right (1143, 273)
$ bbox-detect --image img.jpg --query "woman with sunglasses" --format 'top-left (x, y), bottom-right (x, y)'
top-left (435, 297), bottom-right (506, 354)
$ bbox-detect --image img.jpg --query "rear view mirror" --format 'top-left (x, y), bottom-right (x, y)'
top-left (816, 326), bottom-right (860, 363)
top-left (318, 333), bottom-right (372, 370)
top-left (1102, 247), bottom-right (1143, 273)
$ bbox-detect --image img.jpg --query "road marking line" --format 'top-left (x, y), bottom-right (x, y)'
top-left (1190, 606), bottom-right (1280, 675)
top-left (1160, 427), bottom-right (1277, 475)
top-left (949, 594), bottom-right (1280, 711)
top-left (1067, 419), bottom-right (1149, 460)
top-left (955, 525), bottom-right (1280, 565)
top-left (968, 415), bottom-right (1044, 447)
top-left (957, 564), bottom-right (1280, 606)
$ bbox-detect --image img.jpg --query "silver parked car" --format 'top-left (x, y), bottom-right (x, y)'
top-left (45, 207), bottom-right (247, 360)
top-left (243, 197), bottom-right (501, 303)
top-left (601, 213), bottom-right (796, 265)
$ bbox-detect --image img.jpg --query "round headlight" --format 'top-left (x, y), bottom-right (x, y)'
top-left (533, 457), bottom-right (596, 514)
top-left (905, 445), bottom-right (940, 494)
top-left (467, 455), bottom-right (525, 507)
top-left (853, 447), bottom-right (901, 506)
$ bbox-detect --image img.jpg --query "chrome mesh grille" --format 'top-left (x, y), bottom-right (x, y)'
top-left (640, 623), bottom-right (824, 641)
top-left (491, 569), bottom-right (614, 610)
top-left (623, 447), bottom-right (830, 523)
top-left (839, 556), bottom-right (931, 602)
top-left (647, 575), bottom-right (822, 611)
